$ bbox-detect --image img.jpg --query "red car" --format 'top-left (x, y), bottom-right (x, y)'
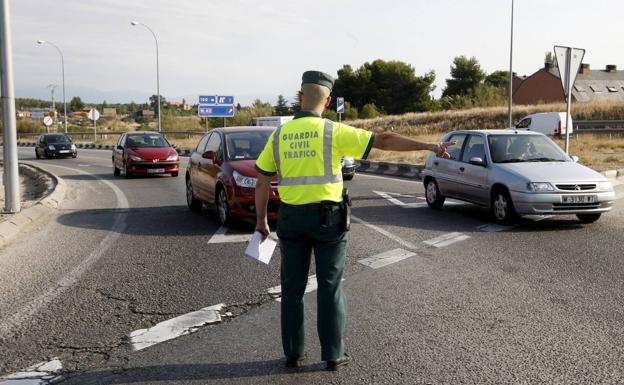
top-left (112, 131), bottom-right (180, 177)
top-left (185, 126), bottom-right (279, 225)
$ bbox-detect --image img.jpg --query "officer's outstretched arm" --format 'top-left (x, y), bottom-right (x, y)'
top-left (254, 174), bottom-right (272, 238)
top-left (373, 132), bottom-right (455, 158)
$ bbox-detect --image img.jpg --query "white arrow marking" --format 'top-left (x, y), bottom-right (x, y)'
top-left (267, 275), bottom-right (319, 302)
top-left (0, 358), bottom-right (63, 384)
top-left (129, 304), bottom-right (225, 351)
top-left (358, 248), bottom-right (416, 269)
top-left (423, 232), bottom-right (470, 248)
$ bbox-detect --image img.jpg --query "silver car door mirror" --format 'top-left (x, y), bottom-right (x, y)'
top-left (469, 157), bottom-right (486, 166)
top-left (571, 155), bottom-right (579, 163)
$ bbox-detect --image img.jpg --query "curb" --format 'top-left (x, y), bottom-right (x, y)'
top-left (0, 163), bottom-right (66, 249)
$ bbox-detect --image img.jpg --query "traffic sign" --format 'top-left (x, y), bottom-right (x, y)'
top-left (43, 116), bottom-right (53, 126)
top-left (88, 108), bottom-right (100, 121)
top-left (199, 95), bottom-right (216, 104)
top-left (337, 97), bottom-right (345, 114)
top-left (198, 105), bottom-right (235, 117)
top-left (554, 46), bottom-right (585, 97)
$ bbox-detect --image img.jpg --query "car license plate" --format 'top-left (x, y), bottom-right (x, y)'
top-left (562, 195), bottom-right (596, 204)
top-left (147, 168), bottom-right (165, 173)
top-left (59, 150), bottom-right (70, 153)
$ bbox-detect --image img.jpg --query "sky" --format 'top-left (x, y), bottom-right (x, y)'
top-left (9, 0), bottom-right (624, 106)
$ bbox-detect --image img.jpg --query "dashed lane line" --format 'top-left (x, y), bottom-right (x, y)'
top-left (423, 232), bottom-right (471, 248)
top-left (267, 275), bottom-right (319, 302)
top-left (129, 304), bottom-right (225, 351)
top-left (358, 248), bottom-right (417, 269)
top-left (207, 226), bottom-right (278, 244)
top-left (0, 358), bottom-right (63, 385)
top-left (351, 215), bottom-right (419, 251)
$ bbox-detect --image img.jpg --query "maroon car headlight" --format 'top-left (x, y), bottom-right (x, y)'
top-left (233, 170), bottom-right (257, 188)
top-left (128, 154), bottom-right (143, 162)
top-left (166, 153), bottom-right (179, 161)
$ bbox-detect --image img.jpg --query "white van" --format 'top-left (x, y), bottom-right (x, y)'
top-left (254, 116), bottom-right (293, 128)
top-left (514, 112), bottom-right (573, 136)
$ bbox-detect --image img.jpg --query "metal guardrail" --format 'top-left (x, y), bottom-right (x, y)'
top-left (575, 120), bottom-right (624, 133)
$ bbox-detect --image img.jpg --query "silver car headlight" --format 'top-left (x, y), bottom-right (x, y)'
top-left (233, 170), bottom-right (257, 188)
top-left (527, 182), bottom-right (555, 192)
top-left (598, 181), bottom-right (614, 191)
top-left (48, 145), bottom-right (55, 150)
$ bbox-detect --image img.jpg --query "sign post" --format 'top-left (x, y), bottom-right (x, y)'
top-left (554, 45), bottom-right (585, 155)
top-left (198, 95), bottom-right (235, 127)
top-left (88, 108), bottom-right (100, 143)
top-left (336, 97), bottom-right (345, 122)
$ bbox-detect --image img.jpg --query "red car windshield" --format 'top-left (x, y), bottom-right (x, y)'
top-left (225, 131), bottom-right (271, 161)
top-left (127, 134), bottom-right (170, 148)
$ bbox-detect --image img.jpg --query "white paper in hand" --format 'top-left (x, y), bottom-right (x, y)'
top-left (245, 231), bottom-right (276, 264)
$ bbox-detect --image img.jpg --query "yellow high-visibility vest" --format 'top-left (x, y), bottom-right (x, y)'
top-left (255, 113), bottom-right (374, 205)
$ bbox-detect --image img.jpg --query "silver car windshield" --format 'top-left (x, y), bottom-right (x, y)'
top-left (488, 135), bottom-right (568, 163)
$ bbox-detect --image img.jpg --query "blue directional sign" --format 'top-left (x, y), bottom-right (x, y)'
top-left (199, 95), bottom-right (216, 104)
top-left (337, 97), bottom-right (345, 114)
top-left (198, 94), bottom-right (235, 117)
top-left (198, 105), bottom-right (234, 118)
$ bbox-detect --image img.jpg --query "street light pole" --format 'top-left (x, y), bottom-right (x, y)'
top-left (508, 0), bottom-right (514, 128)
top-left (131, 21), bottom-right (161, 132)
top-left (1, 0), bottom-right (21, 213)
top-left (37, 40), bottom-right (67, 133)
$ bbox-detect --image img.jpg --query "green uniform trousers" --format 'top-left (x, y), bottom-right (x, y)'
top-left (276, 204), bottom-right (347, 361)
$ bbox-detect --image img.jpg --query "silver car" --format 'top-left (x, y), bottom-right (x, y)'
top-left (341, 156), bottom-right (356, 180)
top-left (422, 130), bottom-right (615, 224)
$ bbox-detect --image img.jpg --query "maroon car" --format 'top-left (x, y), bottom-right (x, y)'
top-left (185, 126), bottom-right (279, 225)
top-left (112, 131), bottom-right (180, 177)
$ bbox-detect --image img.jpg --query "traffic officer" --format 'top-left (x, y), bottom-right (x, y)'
top-left (254, 70), bottom-right (453, 371)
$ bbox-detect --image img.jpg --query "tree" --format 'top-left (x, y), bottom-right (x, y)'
top-left (149, 94), bottom-right (166, 113)
top-left (332, 60), bottom-right (436, 115)
top-left (69, 96), bottom-right (84, 112)
top-left (360, 103), bottom-right (382, 119)
top-left (274, 94), bottom-right (291, 116)
top-left (545, 52), bottom-right (557, 68)
top-left (485, 70), bottom-right (510, 88)
top-left (442, 56), bottom-right (486, 97)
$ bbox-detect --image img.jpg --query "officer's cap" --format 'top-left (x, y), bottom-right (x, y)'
top-left (302, 70), bottom-right (335, 91)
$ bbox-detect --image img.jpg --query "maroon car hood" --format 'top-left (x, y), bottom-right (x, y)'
top-left (128, 147), bottom-right (174, 160)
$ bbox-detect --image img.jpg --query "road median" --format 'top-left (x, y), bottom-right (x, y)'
top-left (0, 162), bottom-right (66, 249)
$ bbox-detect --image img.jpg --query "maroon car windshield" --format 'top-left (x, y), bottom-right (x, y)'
top-left (225, 131), bottom-right (272, 161)
top-left (127, 134), bottom-right (170, 148)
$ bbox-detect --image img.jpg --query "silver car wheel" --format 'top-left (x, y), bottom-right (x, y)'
top-left (426, 181), bottom-right (437, 203)
top-left (493, 194), bottom-right (508, 220)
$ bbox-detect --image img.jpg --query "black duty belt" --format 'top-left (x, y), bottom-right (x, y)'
top-left (280, 201), bottom-right (342, 209)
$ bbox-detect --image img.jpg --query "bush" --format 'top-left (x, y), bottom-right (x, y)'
top-left (360, 103), bottom-right (382, 119)
top-left (16, 118), bottom-right (44, 133)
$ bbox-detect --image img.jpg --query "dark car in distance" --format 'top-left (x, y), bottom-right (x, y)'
top-left (112, 131), bottom-right (180, 178)
top-left (35, 133), bottom-right (77, 159)
top-left (185, 126), bottom-right (279, 226)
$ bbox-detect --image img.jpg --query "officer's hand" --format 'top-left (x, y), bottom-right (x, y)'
top-left (433, 141), bottom-right (456, 158)
top-left (255, 220), bottom-right (270, 240)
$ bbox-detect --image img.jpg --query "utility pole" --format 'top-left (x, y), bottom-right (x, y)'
top-left (47, 84), bottom-right (57, 132)
top-left (1, 0), bottom-right (21, 213)
top-left (507, 0), bottom-right (514, 128)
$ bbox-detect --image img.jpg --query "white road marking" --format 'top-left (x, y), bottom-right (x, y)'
top-left (477, 223), bottom-right (516, 232)
top-left (129, 304), bottom-right (225, 351)
top-left (0, 358), bottom-right (63, 385)
top-left (0, 165), bottom-right (129, 337)
top-left (373, 190), bottom-right (461, 209)
top-left (77, 164), bottom-right (93, 167)
top-left (351, 215), bottom-right (419, 251)
top-left (423, 232), bottom-right (470, 248)
top-left (359, 248), bottom-right (416, 269)
top-left (207, 226), bottom-right (278, 244)
top-left (267, 275), bottom-right (319, 302)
